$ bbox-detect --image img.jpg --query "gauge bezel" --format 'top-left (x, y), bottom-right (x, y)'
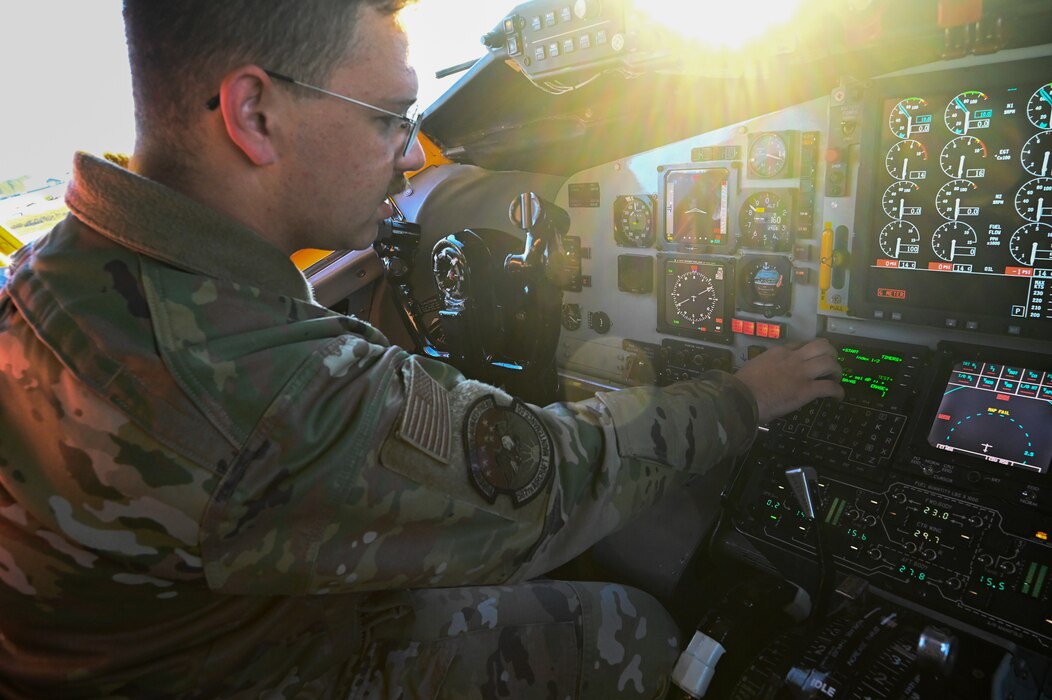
top-left (657, 162), bottom-right (737, 254)
top-left (747, 131), bottom-right (796, 179)
top-left (738, 189), bottom-right (794, 252)
top-left (736, 254), bottom-right (792, 318)
top-left (613, 194), bottom-right (658, 248)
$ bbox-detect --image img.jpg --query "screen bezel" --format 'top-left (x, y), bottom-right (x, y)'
top-left (908, 341), bottom-right (1052, 479)
top-left (848, 56), bottom-right (1052, 340)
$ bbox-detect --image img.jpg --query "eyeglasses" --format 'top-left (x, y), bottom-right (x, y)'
top-left (206, 69), bottom-right (421, 157)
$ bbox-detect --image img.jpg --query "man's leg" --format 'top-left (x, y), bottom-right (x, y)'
top-left (347, 580), bottom-right (681, 699)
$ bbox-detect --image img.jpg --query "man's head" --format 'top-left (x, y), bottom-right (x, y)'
top-left (123, 0), bottom-right (425, 253)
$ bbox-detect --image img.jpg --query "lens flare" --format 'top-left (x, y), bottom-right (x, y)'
top-left (632, 0), bottom-right (805, 50)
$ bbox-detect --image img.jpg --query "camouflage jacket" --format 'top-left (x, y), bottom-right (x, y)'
top-left (0, 153), bottom-right (758, 698)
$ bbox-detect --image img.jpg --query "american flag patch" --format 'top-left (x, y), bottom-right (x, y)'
top-left (397, 360), bottom-right (452, 464)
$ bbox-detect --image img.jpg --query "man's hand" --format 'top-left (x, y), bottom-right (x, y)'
top-left (734, 338), bottom-right (845, 424)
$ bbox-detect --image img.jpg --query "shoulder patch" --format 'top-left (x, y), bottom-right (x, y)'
top-left (463, 395), bottom-right (554, 507)
top-left (396, 360), bottom-right (452, 463)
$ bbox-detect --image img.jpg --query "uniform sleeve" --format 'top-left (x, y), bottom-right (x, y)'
top-left (200, 337), bottom-right (757, 595)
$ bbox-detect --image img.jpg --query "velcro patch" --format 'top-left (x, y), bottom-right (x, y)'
top-left (397, 360), bottom-right (452, 464)
top-left (463, 396), bottom-right (554, 507)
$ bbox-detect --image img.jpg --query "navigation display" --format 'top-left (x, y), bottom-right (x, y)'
top-left (927, 359), bottom-right (1052, 474)
top-left (851, 59), bottom-right (1052, 338)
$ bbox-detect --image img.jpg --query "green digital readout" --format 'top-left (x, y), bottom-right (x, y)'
top-left (899, 564), bottom-right (927, 581)
top-left (838, 346), bottom-right (907, 402)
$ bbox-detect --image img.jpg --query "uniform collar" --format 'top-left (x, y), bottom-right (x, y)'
top-left (65, 152), bottom-right (313, 301)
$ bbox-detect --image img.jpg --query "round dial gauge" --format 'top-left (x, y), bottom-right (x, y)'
top-left (1009, 223), bottom-right (1052, 267)
top-left (740, 258), bottom-right (791, 317)
top-left (944, 91), bottom-right (990, 135)
top-left (878, 220), bottom-right (921, 259)
top-left (739, 191), bottom-right (791, 250)
top-left (888, 97), bottom-right (929, 139)
top-left (561, 303), bottom-right (582, 331)
top-left (935, 179), bottom-right (981, 220)
top-left (1014, 178), bottom-right (1052, 222)
top-left (931, 221), bottom-right (978, 262)
top-left (881, 181), bottom-right (922, 218)
top-left (613, 195), bottom-right (656, 247)
top-left (671, 269), bottom-right (718, 324)
top-left (940, 136), bottom-right (987, 179)
top-left (1026, 82), bottom-right (1052, 129)
top-left (885, 140), bottom-right (928, 180)
top-left (749, 133), bottom-right (789, 178)
top-left (1022, 131), bottom-right (1052, 177)
top-left (432, 242), bottom-right (468, 308)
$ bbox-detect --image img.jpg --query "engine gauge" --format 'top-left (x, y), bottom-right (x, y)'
top-left (1009, 223), bottom-right (1052, 267)
top-left (878, 220), bottom-right (921, 260)
top-left (885, 140), bottom-right (928, 181)
top-left (944, 91), bottom-right (991, 135)
top-left (739, 191), bottom-right (791, 251)
top-left (888, 97), bottom-right (930, 139)
top-left (881, 181), bottom-right (923, 219)
top-left (939, 136), bottom-right (987, 179)
top-left (1021, 132), bottom-right (1052, 177)
top-left (748, 132), bottom-right (790, 178)
top-left (935, 179), bottom-right (981, 220)
top-left (931, 221), bottom-right (978, 262)
top-left (613, 195), bottom-right (657, 247)
top-left (738, 256), bottom-right (791, 317)
top-left (657, 256), bottom-right (732, 342)
top-left (1026, 82), bottom-right (1052, 129)
top-left (663, 168), bottom-right (730, 249)
top-left (1015, 178), bottom-right (1052, 222)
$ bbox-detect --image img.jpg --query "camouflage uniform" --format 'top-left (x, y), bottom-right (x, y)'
top-left (0, 153), bottom-right (758, 698)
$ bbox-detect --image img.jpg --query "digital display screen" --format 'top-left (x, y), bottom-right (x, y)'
top-left (657, 256), bottom-right (733, 342)
top-left (927, 359), bottom-right (1052, 474)
top-left (838, 345), bottom-right (908, 404)
top-left (852, 60), bottom-right (1052, 337)
top-left (663, 168), bottom-right (730, 248)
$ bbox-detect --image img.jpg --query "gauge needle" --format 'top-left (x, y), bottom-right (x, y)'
top-left (901, 158), bottom-right (909, 180)
top-left (1041, 88), bottom-right (1052, 106)
top-left (898, 104), bottom-right (913, 134)
top-left (954, 198), bottom-right (961, 219)
top-left (766, 153), bottom-right (785, 162)
top-left (950, 239), bottom-right (957, 260)
top-left (1037, 198), bottom-right (1046, 220)
top-left (958, 155), bottom-right (966, 178)
top-left (898, 198), bottom-right (905, 219)
top-left (1043, 151), bottom-right (1050, 176)
top-left (1031, 242), bottom-right (1039, 266)
top-left (956, 98), bottom-right (970, 133)
top-left (895, 237), bottom-right (902, 258)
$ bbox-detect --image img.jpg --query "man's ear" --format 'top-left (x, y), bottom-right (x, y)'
top-left (216, 66), bottom-right (280, 166)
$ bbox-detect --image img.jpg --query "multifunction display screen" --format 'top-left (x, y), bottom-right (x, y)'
top-left (855, 63), bottom-right (1052, 336)
top-left (927, 359), bottom-right (1052, 474)
top-left (662, 168), bottom-right (730, 249)
top-left (657, 256), bottom-right (733, 343)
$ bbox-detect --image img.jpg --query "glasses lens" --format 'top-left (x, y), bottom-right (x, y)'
top-left (402, 108), bottom-right (422, 157)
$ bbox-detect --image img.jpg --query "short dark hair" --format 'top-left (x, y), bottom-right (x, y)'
top-left (123, 0), bottom-right (410, 148)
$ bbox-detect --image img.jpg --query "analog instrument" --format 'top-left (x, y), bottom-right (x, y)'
top-left (739, 191), bottom-right (791, 250)
top-left (888, 97), bottom-right (930, 139)
top-left (748, 132), bottom-right (789, 178)
top-left (1009, 222), bottom-right (1052, 267)
top-left (885, 140), bottom-right (928, 180)
top-left (1021, 131), bottom-right (1052, 177)
top-left (939, 136), bottom-right (987, 179)
top-left (878, 220), bottom-right (921, 259)
top-left (944, 91), bottom-right (990, 135)
top-left (935, 179), bottom-right (980, 220)
top-left (613, 195), bottom-right (656, 247)
top-left (739, 256), bottom-right (791, 317)
top-left (561, 302), bottom-right (582, 331)
top-left (1026, 82), bottom-right (1052, 129)
top-left (881, 181), bottom-right (923, 219)
top-left (660, 257), bottom-right (731, 341)
top-left (1014, 178), bottom-right (1052, 222)
top-left (931, 221), bottom-right (978, 262)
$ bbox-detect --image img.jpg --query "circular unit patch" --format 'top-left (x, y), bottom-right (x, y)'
top-left (463, 396), bottom-right (554, 507)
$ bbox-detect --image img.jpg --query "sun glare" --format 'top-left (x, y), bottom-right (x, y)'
top-left (633, 0), bottom-right (805, 50)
